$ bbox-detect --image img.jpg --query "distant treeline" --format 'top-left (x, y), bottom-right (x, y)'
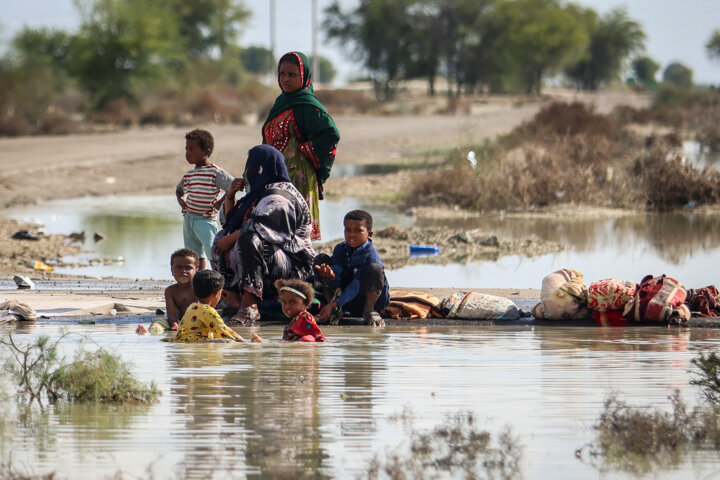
top-left (1, 0), bottom-right (717, 136)
top-left (324, 0), bottom-right (717, 99)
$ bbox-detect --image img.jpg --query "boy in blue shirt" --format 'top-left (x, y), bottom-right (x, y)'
top-left (314, 210), bottom-right (389, 326)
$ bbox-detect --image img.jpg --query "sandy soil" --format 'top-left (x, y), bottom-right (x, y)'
top-left (0, 89), bottom-right (650, 284)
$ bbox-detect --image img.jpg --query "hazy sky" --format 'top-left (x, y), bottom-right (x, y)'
top-left (2, 0), bottom-right (718, 85)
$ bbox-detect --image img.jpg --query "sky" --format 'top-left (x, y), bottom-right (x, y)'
top-left (1, 0), bottom-right (718, 85)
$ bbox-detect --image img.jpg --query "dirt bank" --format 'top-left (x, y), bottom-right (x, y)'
top-left (314, 225), bottom-right (565, 268)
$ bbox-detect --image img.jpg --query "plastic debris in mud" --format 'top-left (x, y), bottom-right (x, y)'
top-left (467, 150), bottom-right (477, 169)
top-left (13, 275), bottom-right (35, 290)
top-left (409, 245), bottom-right (440, 257)
top-left (30, 260), bottom-right (53, 272)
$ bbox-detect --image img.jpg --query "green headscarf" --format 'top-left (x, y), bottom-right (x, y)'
top-left (262, 51), bottom-right (340, 185)
top-left (262, 51), bottom-right (336, 141)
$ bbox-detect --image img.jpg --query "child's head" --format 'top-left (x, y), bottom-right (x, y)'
top-left (343, 210), bottom-right (373, 249)
top-left (192, 270), bottom-right (224, 306)
top-left (170, 248), bottom-right (199, 285)
top-left (185, 129), bottom-right (214, 165)
top-left (275, 278), bottom-right (314, 319)
top-left (278, 52), bottom-right (303, 94)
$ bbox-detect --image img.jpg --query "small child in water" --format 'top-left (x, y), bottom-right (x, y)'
top-left (276, 279), bottom-right (325, 342)
top-left (137, 248), bottom-right (199, 334)
top-left (175, 270), bottom-right (263, 343)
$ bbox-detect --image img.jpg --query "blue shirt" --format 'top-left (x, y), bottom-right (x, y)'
top-left (329, 239), bottom-right (389, 309)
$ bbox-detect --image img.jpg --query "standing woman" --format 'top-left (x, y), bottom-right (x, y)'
top-left (262, 51), bottom-right (340, 240)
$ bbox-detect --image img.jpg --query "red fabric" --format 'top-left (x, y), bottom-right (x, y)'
top-left (288, 311), bottom-right (325, 342)
top-left (686, 286), bottom-right (720, 317)
top-left (592, 310), bottom-right (628, 327)
top-left (624, 275), bottom-right (689, 324)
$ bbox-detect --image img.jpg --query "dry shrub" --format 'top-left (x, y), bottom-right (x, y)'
top-left (409, 97), bottom-right (720, 213)
top-left (408, 134), bottom-right (636, 212)
top-left (139, 96), bottom-right (189, 126)
top-left (633, 146), bottom-right (720, 210)
top-left (315, 89), bottom-right (377, 113)
top-left (519, 101), bottom-right (619, 138)
top-left (0, 114), bottom-right (33, 137)
top-left (36, 109), bottom-right (80, 135)
top-left (90, 98), bottom-right (136, 126)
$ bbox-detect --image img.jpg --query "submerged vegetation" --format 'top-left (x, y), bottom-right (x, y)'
top-left (0, 333), bottom-right (160, 405)
top-left (409, 89), bottom-right (720, 213)
top-left (365, 409), bottom-right (522, 480)
top-left (580, 351), bottom-right (720, 473)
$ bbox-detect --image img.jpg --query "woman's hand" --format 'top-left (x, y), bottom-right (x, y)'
top-left (228, 178), bottom-right (247, 196)
top-left (214, 232), bottom-right (239, 255)
top-left (317, 301), bottom-right (338, 322)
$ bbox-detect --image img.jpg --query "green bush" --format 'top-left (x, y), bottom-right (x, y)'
top-left (52, 349), bottom-right (160, 404)
top-left (1, 334), bottom-right (160, 405)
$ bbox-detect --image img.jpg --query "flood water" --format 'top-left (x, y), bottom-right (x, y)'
top-left (4, 195), bottom-right (720, 289)
top-left (2, 322), bottom-right (720, 479)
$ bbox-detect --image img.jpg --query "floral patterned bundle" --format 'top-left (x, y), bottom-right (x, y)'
top-left (587, 279), bottom-right (636, 312)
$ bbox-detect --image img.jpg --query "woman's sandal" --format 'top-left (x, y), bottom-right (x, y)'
top-left (230, 304), bottom-right (261, 326)
top-left (363, 311), bottom-right (385, 327)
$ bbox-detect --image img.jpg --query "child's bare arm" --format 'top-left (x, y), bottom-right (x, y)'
top-left (176, 192), bottom-right (188, 213)
top-left (164, 287), bottom-right (180, 330)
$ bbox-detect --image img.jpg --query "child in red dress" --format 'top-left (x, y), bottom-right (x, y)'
top-left (276, 279), bottom-right (325, 342)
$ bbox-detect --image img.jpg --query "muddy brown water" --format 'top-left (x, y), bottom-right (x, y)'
top-left (2, 322), bottom-right (719, 479)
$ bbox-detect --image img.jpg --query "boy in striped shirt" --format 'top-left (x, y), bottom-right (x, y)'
top-left (176, 129), bottom-right (234, 270)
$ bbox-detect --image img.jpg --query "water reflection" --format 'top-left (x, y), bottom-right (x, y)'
top-left (1, 324), bottom-right (720, 478)
top-left (684, 140), bottom-right (720, 168)
top-left (4, 196), bottom-right (720, 288)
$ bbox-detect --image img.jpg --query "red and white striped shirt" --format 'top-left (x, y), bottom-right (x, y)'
top-left (176, 164), bottom-right (234, 218)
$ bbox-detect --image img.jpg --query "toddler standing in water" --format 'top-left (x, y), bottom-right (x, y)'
top-left (276, 279), bottom-right (325, 342)
top-left (175, 270), bottom-right (263, 343)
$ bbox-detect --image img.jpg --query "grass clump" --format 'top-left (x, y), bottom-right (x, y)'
top-left (365, 410), bottom-right (522, 480)
top-left (582, 352), bottom-right (720, 473)
top-left (1, 334), bottom-right (160, 406)
top-left (691, 351), bottom-right (720, 404)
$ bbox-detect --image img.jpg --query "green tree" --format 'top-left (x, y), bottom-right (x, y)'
top-left (631, 55), bottom-right (660, 88)
top-left (164, 0), bottom-right (250, 58)
top-left (68, 0), bottom-right (187, 109)
top-left (313, 55), bottom-right (338, 84)
top-left (565, 7), bottom-right (645, 90)
top-left (663, 62), bottom-right (693, 88)
top-left (492, 0), bottom-right (588, 94)
top-left (707, 28), bottom-right (720, 63)
top-left (1, 28), bottom-right (75, 127)
top-left (325, 0), bottom-right (415, 100)
top-left (241, 45), bottom-right (273, 74)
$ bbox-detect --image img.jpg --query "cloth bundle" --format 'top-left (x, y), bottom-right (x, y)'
top-left (685, 286), bottom-right (720, 317)
top-left (0, 300), bottom-right (37, 323)
top-left (382, 290), bottom-right (442, 319)
top-left (588, 278), bottom-right (636, 312)
top-left (623, 274), bottom-right (690, 326)
top-left (440, 291), bottom-right (521, 320)
top-left (532, 269), bottom-right (589, 320)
